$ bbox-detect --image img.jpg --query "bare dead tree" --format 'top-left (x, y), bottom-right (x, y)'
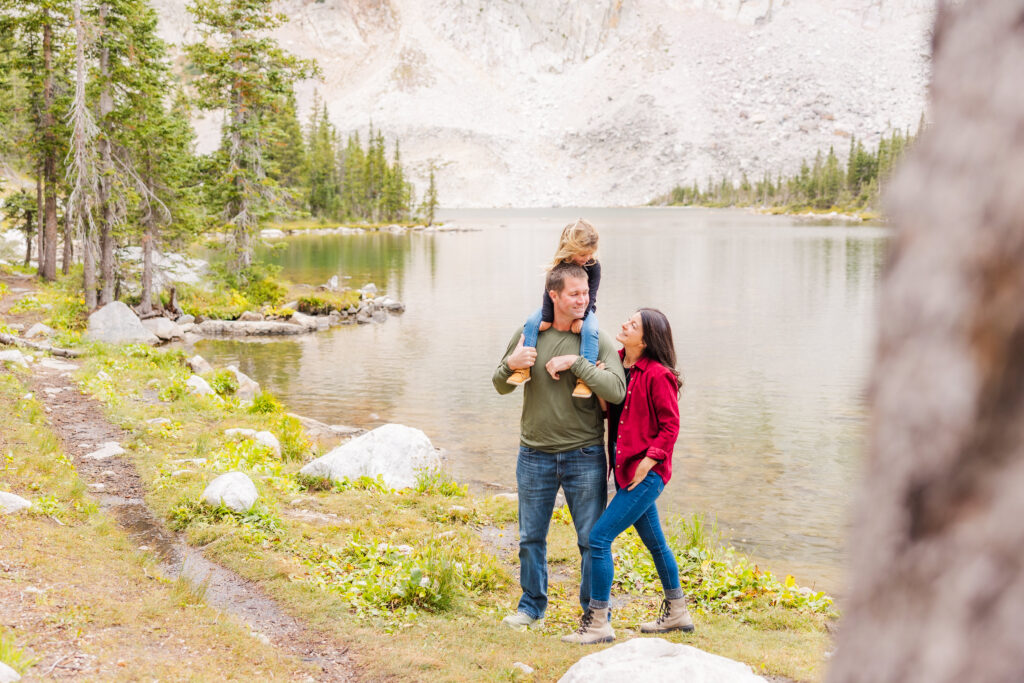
top-left (828, 1), bottom-right (1024, 681)
top-left (65, 0), bottom-right (100, 309)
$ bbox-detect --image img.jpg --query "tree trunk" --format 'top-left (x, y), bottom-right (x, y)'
top-left (97, 3), bottom-right (115, 304)
top-left (23, 212), bottom-right (34, 267)
top-left (827, 2), bottom-right (1024, 682)
top-left (40, 18), bottom-right (58, 281)
top-left (139, 214), bottom-right (155, 316)
top-left (35, 171), bottom-right (43, 269)
top-left (61, 206), bottom-right (73, 274)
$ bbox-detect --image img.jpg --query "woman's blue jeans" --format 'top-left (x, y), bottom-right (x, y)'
top-left (523, 307), bottom-right (600, 364)
top-left (515, 443), bottom-right (608, 618)
top-left (589, 471), bottom-right (681, 605)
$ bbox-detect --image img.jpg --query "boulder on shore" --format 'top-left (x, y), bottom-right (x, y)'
top-left (187, 354), bottom-right (214, 375)
top-left (201, 471), bottom-right (258, 513)
top-left (226, 365), bottom-right (261, 401)
top-left (186, 375), bottom-right (215, 396)
top-left (0, 660), bottom-right (21, 682)
top-left (0, 491), bottom-right (32, 514)
top-left (558, 638), bottom-right (768, 683)
top-left (299, 423), bottom-right (440, 489)
top-left (141, 317), bottom-right (184, 341)
top-left (85, 301), bottom-right (159, 345)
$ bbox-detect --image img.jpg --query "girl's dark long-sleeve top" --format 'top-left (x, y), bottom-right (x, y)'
top-left (541, 261), bottom-right (601, 323)
top-left (607, 350), bottom-right (680, 489)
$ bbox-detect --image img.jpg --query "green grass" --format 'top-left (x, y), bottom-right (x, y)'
top-left (64, 345), bottom-right (837, 681)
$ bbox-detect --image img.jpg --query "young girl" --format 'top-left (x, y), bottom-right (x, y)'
top-left (507, 218), bottom-right (601, 398)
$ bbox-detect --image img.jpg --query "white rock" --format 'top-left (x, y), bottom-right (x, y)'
top-left (288, 312), bottom-right (319, 331)
top-left (84, 442), bottom-right (126, 460)
top-left (226, 365), bottom-right (261, 401)
top-left (0, 661), bottom-right (21, 682)
top-left (88, 483), bottom-right (106, 491)
top-left (146, 417), bottom-right (171, 425)
top-left (225, 428), bottom-right (280, 457)
top-left (185, 375), bottom-right (215, 396)
top-left (85, 301), bottom-right (159, 345)
top-left (299, 423), bottom-right (441, 489)
top-left (177, 314), bottom-right (196, 325)
top-left (179, 322), bottom-right (196, 333)
top-left (260, 229), bottom-right (285, 239)
top-left (201, 471), bottom-right (259, 513)
top-left (187, 355), bottom-right (213, 375)
top-left (25, 322), bottom-right (55, 339)
top-left (252, 431), bottom-right (281, 456)
top-left (141, 317), bottom-right (183, 341)
top-left (512, 662), bottom-right (534, 675)
top-left (327, 275), bottom-right (339, 290)
top-left (0, 350), bottom-right (28, 368)
top-left (361, 283), bottom-right (377, 295)
top-left (0, 491), bottom-right (31, 514)
top-left (558, 638), bottom-right (768, 683)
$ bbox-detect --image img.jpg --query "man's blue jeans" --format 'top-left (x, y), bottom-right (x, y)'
top-left (515, 443), bottom-right (608, 619)
top-left (589, 471), bottom-right (681, 605)
top-left (523, 307), bottom-right (600, 365)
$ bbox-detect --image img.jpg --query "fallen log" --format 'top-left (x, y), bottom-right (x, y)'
top-left (0, 332), bottom-right (83, 358)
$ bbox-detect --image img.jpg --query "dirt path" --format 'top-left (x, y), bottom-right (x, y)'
top-left (27, 358), bottom-right (359, 682)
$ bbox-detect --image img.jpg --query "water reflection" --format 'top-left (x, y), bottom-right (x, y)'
top-left (199, 208), bottom-right (887, 593)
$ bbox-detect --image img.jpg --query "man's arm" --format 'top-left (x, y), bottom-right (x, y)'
top-left (570, 332), bottom-right (625, 403)
top-left (492, 327), bottom-right (527, 395)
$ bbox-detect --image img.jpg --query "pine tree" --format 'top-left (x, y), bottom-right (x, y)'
top-left (0, 0), bottom-right (73, 280)
top-left (422, 164), bottom-right (438, 226)
top-left (186, 0), bottom-right (318, 274)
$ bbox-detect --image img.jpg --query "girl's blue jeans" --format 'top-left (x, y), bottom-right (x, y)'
top-left (588, 470), bottom-right (681, 605)
top-left (523, 307), bottom-right (600, 364)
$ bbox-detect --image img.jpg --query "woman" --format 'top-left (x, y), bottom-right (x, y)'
top-left (562, 308), bottom-right (693, 644)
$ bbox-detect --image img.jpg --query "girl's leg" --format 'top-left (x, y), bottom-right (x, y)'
top-left (523, 307), bottom-right (543, 349)
top-left (633, 500), bottom-right (682, 596)
top-left (588, 473), bottom-right (665, 609)
top-left (579, 313), bottom-right (600, 364)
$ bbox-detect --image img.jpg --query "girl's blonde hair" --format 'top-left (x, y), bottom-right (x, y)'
top-left (551, 218), bottom-right (599, 268)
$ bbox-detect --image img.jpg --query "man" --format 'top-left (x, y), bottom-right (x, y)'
top-left (492, 262), bottom-right (626, 629)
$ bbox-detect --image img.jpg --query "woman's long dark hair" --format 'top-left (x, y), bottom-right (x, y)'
top-left (638, 308), bottom-right (683, 393)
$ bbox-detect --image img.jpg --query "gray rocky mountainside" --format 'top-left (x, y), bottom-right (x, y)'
top-left (153, 0), bottom-right (936, 208)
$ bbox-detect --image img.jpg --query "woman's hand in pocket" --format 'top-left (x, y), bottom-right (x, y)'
top-left (628, 457), bottom-right (658, 491)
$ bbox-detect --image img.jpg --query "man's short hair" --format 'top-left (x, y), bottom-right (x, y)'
top-left (546, 262), bottom-right (588, 294)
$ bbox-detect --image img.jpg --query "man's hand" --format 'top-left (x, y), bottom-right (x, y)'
top-left (545, 354), bottom-right (579, 380)
top-left (627, 456), bottom-right (659, 491)
top-left (507, 334), bottom-right (537, 371)
top-left (570, 318), bottom-right (583, 334)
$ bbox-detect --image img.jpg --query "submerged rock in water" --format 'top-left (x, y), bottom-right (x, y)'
top-left (201, 471), bottom-right (258, 513)
top-left (299, 423), bottom-right (440, 489)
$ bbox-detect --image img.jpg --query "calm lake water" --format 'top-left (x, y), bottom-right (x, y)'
top-left (195, 207), bottom-right (888, 594)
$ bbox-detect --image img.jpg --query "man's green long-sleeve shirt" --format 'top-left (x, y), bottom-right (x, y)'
top-left (492, 326), bottom-right (626, 453)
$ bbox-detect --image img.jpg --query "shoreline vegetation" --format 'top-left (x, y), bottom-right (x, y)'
top-left (650, 123), bottom-right (919, 222)
top-left (2, 267), bottom-right (837, 681)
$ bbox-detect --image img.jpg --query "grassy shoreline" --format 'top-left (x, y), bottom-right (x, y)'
top-left (1, 272), bottom-right (837, 681)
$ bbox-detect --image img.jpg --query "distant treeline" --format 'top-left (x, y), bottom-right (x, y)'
top-left (299, 95), bottom-right (438, 225)
top-left (655, 122), bottom-right (921, 214)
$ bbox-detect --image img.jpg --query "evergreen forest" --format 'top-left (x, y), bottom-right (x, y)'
top-left (0, 0), bottom-right (436, 311)
top-left (655, 124), bottom-right (919, 216)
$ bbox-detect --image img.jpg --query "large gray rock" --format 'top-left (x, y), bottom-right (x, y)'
top-left (187, 354), bottom-right (214, 375)
top-left (201, 471), bottom-right (258, 513)
top-left (0, 660), bottom-right (21, 682)
top-left (83, 442), bottom-right (126, 460)
top-left (0, 491), bottom-right (31, 514)
top-left (185, 375), bottom-right (215, 396)
top-left (85, 301), bottom-right (159, 345)
top-left (0, 350), bottom-right (28, 368)
top-left (141, 317), bottom-right (183, 341)
top-left (299, 423), bottom-right (440, 489)
top-left (25, 322), bottom-right (55, 339)
top-left (226, 365), bottom-right (261, 401)
top-left (558, 638), bottom-right (767, 683)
